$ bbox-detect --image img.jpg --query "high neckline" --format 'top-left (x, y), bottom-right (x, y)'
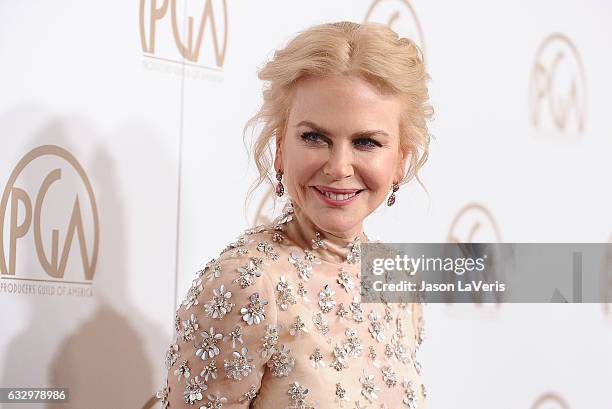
top-left (272, 199), bottom-right (368, 265)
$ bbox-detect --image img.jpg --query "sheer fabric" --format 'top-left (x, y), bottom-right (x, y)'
top-left (157, 200), bottom-right (426, 409)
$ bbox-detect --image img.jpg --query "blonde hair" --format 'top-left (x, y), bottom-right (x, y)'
top-left (243, 21), bottom-right (433, 211)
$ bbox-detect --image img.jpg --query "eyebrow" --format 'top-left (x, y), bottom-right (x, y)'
top-left (296, 120), bottom-right (390, 139)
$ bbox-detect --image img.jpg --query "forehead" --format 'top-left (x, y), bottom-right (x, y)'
top-left (287, 74), bottom-right (402, 135)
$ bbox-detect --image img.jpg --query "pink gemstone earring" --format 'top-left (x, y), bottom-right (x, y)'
top-left (275, 170), bottom-right (285, 197)
top-left (387, 182), bottom-right (399, 206)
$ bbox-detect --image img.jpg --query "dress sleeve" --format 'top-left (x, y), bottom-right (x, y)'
top-left (159, 250), bottom-right (278, 408)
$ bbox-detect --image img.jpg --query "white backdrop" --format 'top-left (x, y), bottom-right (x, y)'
top-left (1, 1), bottom-right (611, 408)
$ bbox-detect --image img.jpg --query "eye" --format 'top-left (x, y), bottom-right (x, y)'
top-left (354, 138), bottom-right (382, 148)
top-left (300, 131), bottom-right (326, 144)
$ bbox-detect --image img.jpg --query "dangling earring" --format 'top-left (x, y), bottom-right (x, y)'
top-left (387, 182), bottom-right (399, 206)
top-left (275, 170), bottom-right (285, 197)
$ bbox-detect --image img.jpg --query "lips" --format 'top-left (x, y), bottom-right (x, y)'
top-left (312, 186), bottom-right (364, 204)
top-left (314, 185), bottom-right (363, 194)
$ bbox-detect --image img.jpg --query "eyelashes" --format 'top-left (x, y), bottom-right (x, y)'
top-left (299, 131), bottom-right (382, 149)
top-left (300, 131), bottom-right (324, 144)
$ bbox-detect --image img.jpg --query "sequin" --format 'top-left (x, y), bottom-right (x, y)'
top-left (416, 313), bottom-right (425, 347)
top-left (224, 325), bottom-right (244, 348)
top-left (331, 342), bottom-right (349, 371)
top-left (289, 315), bottom-right (308, 337)
top-left (384, 344), bottom-right (394, 359)
top-left (392, 334), bottom-right (410, 364)
top-left (383, 308), bottom-right (393, 325)
top-left (267, 344), bottom-right (295, 377)
top-left (359, 371), bottom-right (380, 403)
top-left (179, 313), bottom-right (199, 342)
top-left (304, 249), bottom-right (319, 262)
top-left (174, 359), bottom-right (190, 381)
top-left (421, 383), bottom-right (427, 399)
top-left (204, 285), bottom-right (234, 320)
top-left (257, 240), bottom-right (279, 260)
top-left (238, 386), bottom-right (258, 403)
top-left (244, 224), bottom-right (267, 235)
top-left (223, 236), bottom-right (248, 252)
top-left (401, 378), bottom-right (418, 409)
top-left (309, 347), bottom-right (325, 369)
top-left (203, 393), bottom-right (228, 409)
top-left (297, 282), bottom-right (309, 302)
top-left (412, 345), bottom-right (422, 375)
top-left (368, 311), bottom-right (386, 343)
top-left (312, 312), bottom-right (329, 335)
top-left (174, 312), bottom-right (181, 334)
top-left (343, 328), bottom-right (364, 358)
top-left (164, 343), bottom-right (179, 368)
top-left (203, 258), bottom-right (222, 281)
top-left (311, 231), bottom-right (327, 250)
top-left (337, 268), bottom-right (355, 292)
top-left (240, 292), bottom-right (268, 325)
top-left (361, 276), bottom-right (375, 298)
top-left (235, 258), bottom-right (262, 288)
top-left (286, 382), bottom-right (314, 409)
top-left (196, 326), bottom-right (223, 360)
top-left (349, 297), bottom-right (364, 322)
top-left (395, 316), bottom-right (406, 340)
top-left (335, 382), bottom-right (350, 406)
top-left (274, 203), bottom-right (294, 226)
top-left (182, 277), bottom-right (203, 310)
top-left (258, 325), bottom-right (279, 358)
top-left (230, 247), bottom-right (249, 257)
top-left (272, 232), bottom-right (284, 242)
top-left (276, 276), bottom-right (297, 310)
top-left (201, 359), bottom-right (218, 381)
top-left (184, 375), bottom-right (207, 404)
top-left (224, 347), bottom-right (254, 381)
top-left (381, 366), bottom-right (398, 388)
top-left (319, 285), bottom-right (336, 313)
top-left (289, 250), bottom-right (314, 281)
top-left (346, 238), bottom-right (361, 264)
top-left (336, 303), bottom-right (350, 320)
top-left (155, 377), bottom-right (169, 409)
top-left (368, 345), bottom-right (382, 368)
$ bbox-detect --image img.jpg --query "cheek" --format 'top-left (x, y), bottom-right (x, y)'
top-left (357, 155), bottom-right (395, 191)
top-left (284, 146), bottom-right (323, 186)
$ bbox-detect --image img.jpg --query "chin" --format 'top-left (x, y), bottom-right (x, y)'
top-left (312, 212), bottom-right (362, 236)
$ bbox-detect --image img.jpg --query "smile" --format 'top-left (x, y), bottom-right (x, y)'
top-left (312, 186), bottom-right (364, 206)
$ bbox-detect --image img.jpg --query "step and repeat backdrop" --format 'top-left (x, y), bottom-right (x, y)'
top-left (1, 1), bottom-right (611, 408)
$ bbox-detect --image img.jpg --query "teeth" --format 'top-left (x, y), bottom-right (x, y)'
top-left (321, 190), bottom-right (357, 201)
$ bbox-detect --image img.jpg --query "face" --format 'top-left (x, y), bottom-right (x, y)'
top-left (275, 74), bottom-right (408, 238)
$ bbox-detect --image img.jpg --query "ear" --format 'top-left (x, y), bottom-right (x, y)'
top-left (395, 146), bottom-right (410, 184)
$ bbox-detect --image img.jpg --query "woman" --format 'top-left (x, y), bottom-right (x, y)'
top-left (157, 21), bottom-right (433, 408)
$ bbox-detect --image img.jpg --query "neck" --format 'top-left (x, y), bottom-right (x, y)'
top-left (274, 199), bottom-right (367, 265)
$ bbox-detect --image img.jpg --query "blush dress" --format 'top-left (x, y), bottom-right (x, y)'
top-left (157, 199), bottom-right (426, 409)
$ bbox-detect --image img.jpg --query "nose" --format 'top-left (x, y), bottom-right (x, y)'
top-left (323, 143), bottom-right (354, 180)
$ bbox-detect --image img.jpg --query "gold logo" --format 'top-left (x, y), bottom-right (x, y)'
top-left (448, 203), bottom-right (502, 243)
top-left (364, 0), bottom-right (426, 58)
top-left (0, 145), bottom-right (99, 282)
top-left (529, 33), bottom-right (587, 135)
top-left (139, 0), bottom-right (228, 68)
top-left (447, 203), bottom-right (503, 308)
top-left (530, 392), bottom-right (571, 409)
